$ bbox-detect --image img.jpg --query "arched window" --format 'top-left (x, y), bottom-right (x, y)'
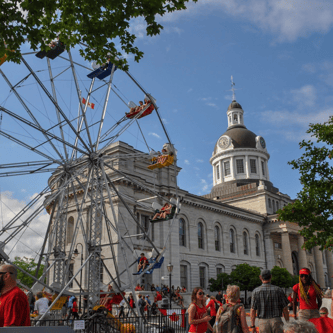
top-left (272, 200), bottom-right (275, 213)
top-left (214, 226), bottom-right (220, 251)
top-left (268, 198), bottom-right (271, 208)
top-left (198, 223), bottom-right (204, 249)
top-left (179, 219), bottom-right (186, 247)
top-left (276, 201), bottom-right (279, 211)
top-left (230, 229), bottom-right (235, 253)
top-left (255, 234), bottom-right (260, 256)
top-left (66, 216), bottom-right (74, 245)
top-left (243, 231), bottom-right (248, 255)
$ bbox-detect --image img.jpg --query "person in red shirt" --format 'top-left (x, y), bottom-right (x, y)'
top-left (287, 293), bottom-right (293, 312)
top-left (206, 296), bottom-right (219, 329)
top-left (0, 264), bottom-right (30, 327)
top-left (135, 284), bottom-right (142, 291)
top-left (71, 297), bottom-right (79, 320)
top-left (137, 253), bottom-right (148, 272)
top-left (155, 291), bottom-right (162, 302)
top-left (293, 267), bottom-right (323, 321)
top-left (309, 307), bottom-right (333, 332)
top-left (188, 287), bottom-right (212, 333)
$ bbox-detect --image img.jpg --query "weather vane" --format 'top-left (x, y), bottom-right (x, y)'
top-left (230, 75), bottom-right (236, 101)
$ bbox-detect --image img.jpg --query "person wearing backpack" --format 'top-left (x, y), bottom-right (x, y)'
top-left (214, 285), bottom-right (250, 333)
top-left (188, 287), bottom-right (213, 333)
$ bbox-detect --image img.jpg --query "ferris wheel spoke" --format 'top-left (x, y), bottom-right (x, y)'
top-left (0, 160), bottom-right (54, 169)
top-left (95, 65), bottom-right (116, 151)
top-left (71, 78), bottom-right (96, 160)
top-left (46, 58), bottom-right (69, 160)
top-left (0, 69), bottom-right (66, 161)
top-left (0, 168), bottom-right (57, 177)
top-left (100, 161), bottom-right (159, 256)
top-left (68, 50), bottom-right (94, 150)
top-left (0, 129), bottom-right (62, 164)
top-left (20, 56), bottom-right (92, 153)
top-left (0, 106), bottom-right (88, 157)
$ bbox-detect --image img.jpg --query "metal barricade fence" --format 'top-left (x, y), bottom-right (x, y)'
top-left (31, 311), bottom-right (188, 333)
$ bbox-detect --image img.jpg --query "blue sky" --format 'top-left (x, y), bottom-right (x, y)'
top-left (1, 0), bottom-right (333, 256)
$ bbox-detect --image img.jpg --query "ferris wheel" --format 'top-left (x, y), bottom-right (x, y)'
top-left (0, 43), bottom-right (181, 320)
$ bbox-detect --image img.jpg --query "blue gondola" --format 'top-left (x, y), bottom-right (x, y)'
top-left (133, 256), bottom-right (164, 275)
top-left (36, 42), bottom-right (66, 60)
top-left (87, 62), bottom-right (117, 80)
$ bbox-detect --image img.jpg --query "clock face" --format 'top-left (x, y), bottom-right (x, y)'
top-left (218, 136), bottom-right (230, 149)
top-left (260, 137), bottom-right (266, 149)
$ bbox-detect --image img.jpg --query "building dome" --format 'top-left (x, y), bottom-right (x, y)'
top-left (227, 100), bottom-right (242, 111)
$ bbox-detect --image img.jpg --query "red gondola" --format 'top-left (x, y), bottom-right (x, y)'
top-left (126, 103), bottom-right (155, 119)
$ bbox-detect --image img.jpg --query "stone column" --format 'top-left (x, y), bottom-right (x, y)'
top-left (326, 251), bottom-right (333, 288)
top-left (264, 231), bottom-right (275, 270)
top-left (297, 235), bottom-right (308, 270)
top-left (314, 246), bottom-right (326, 287)
top-left (219, 160), bottom-right (223, 181)
top-left (281, 232), bottom-right (293, 274)
top-left (230, 157), bottom-right (235, 180)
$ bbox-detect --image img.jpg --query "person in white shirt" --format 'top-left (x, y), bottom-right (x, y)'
top-left (34, 292), bottom-right (51, 324)
top-left (118, 298), bottom-right (126, 318)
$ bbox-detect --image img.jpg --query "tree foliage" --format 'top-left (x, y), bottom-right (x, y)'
top-left (209, 272), bottom-right (231, 292)
top-left (278, 116), bottom-right (333, 250)
top-left (0, 0), bottom-right (197, 69)
top-left (229, 264), bottom-right (261, 292)
top-left (270, 266), bottom-right (294, 289)
top-left (12, 256), bottom-right (44, 288)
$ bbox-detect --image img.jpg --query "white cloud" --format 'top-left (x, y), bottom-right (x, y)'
top-left (149, 132), bottom-right (161, 139)
top-left (158, 0), bottom-right (333, 42)
top-left (184, 159), bottom-right (190, 165)
top-left (207, 102), bottom-right (218, 108)
top-left (290, 85), bottom-right (317, 107)
top-left (196, 159), bottom-right (204, 163)
top-left (262, 108), bottom-right (331, 127)
top-left (162, 118), bottom-right (169, 124)
top-left (201, 179), bottom-right (209, 192)
top-left (302, 63), bottom-right (317, 74)
top-left (187, 88), bottom-right (193, 93)
top-left (0, 191), bottom-right (48, 260)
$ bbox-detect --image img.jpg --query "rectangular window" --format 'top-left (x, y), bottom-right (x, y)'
top-left (250, 159), bottom-right (257, 174)
top-left (224, 161), bottom-right (231, 176)
top-left (216, 165), bottom-right (220, 180)
top-left (274, 242), bottom-right (282, 249)
top-left (261, 161), bottom-right (265, 176)
top-left (199, 267), bottom-right (206, 289)
top-left (180, 265), bottom-right (187, 290)
top-left (216, 267), bottom-right (222, 277)
top-left (236, 159), bottom-right (244, 174)
top-left (137, 213), bottom-right (151, 239)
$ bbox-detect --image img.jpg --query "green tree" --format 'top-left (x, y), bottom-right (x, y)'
top-left (209, 273), bottom-right (231, 292)
top-left (278, 115), bottom-right (333, 251)
top-left (12, 257), bottom-right (44, 288)
top-left (0, 0), bottom-right (197, 68)
top-left (270, 266), bottom-right (294, 289)
top-left (229, 264), bottom-right (261, 292)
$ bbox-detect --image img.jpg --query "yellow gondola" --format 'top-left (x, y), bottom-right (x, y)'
top-left (148, 155), bottom-right (174, 170)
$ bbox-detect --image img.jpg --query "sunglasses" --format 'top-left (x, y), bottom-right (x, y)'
top-left (300, 274), bottom-right (309, 278)
top-left (197, 292), bottom-right (204, 295)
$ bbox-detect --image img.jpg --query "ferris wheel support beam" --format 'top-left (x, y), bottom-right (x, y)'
top-left (0, 106), bottom-right (88, 157)
top-left (100, 162), bottom-right (140, 310)
top-left (20, 56), bottom-right (92, 153)
top-left (0, 161), bottom-right (53, 169)
top-left (38, 253), bottom-right (93, 323)
top-left (61, 168), bottom-right (93, 289)
top-left (0, 69), bottom-right (66, 162)
top-left (47, 58), bottom-right (69, 160)
top-left (68, 50), bottom-right (94, 151)
top-left (71, 78), bottom-right (96, 161)
top-left (95, 65), bottom-right (116, 151)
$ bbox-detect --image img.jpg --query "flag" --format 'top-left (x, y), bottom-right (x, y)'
top-left (159, 308), bottom-right (186, 327)
top-left (82, 98), bottom-right (95, 109)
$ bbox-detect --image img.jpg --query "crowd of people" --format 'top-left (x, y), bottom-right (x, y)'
top-left (1, 262), bottom-right (333, 333)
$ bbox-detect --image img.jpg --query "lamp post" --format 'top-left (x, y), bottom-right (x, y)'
top-left (167, 263), bottom-right (173, 309)
top-left (74, 243), bottom-right (83, 313)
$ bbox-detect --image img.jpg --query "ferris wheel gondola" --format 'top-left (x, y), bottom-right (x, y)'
top-left (0, 43), bottom-right (180, 323)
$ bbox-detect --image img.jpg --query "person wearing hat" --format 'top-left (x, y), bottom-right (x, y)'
top-left (250, 269), bottom-right (289, 333)
top-left (292, 267), bottom-right (323, 321)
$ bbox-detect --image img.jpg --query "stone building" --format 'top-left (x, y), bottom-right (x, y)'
top-left (59, 99), bottom-right (332, 294)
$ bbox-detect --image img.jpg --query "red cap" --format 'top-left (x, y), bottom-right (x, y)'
top-left (299, 268), bottom-right (311, 275)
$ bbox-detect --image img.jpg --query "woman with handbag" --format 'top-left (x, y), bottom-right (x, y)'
top-left (214, 285), bottom-right (250, 333)
top-left (188, 287), bottom-right (213, 333)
